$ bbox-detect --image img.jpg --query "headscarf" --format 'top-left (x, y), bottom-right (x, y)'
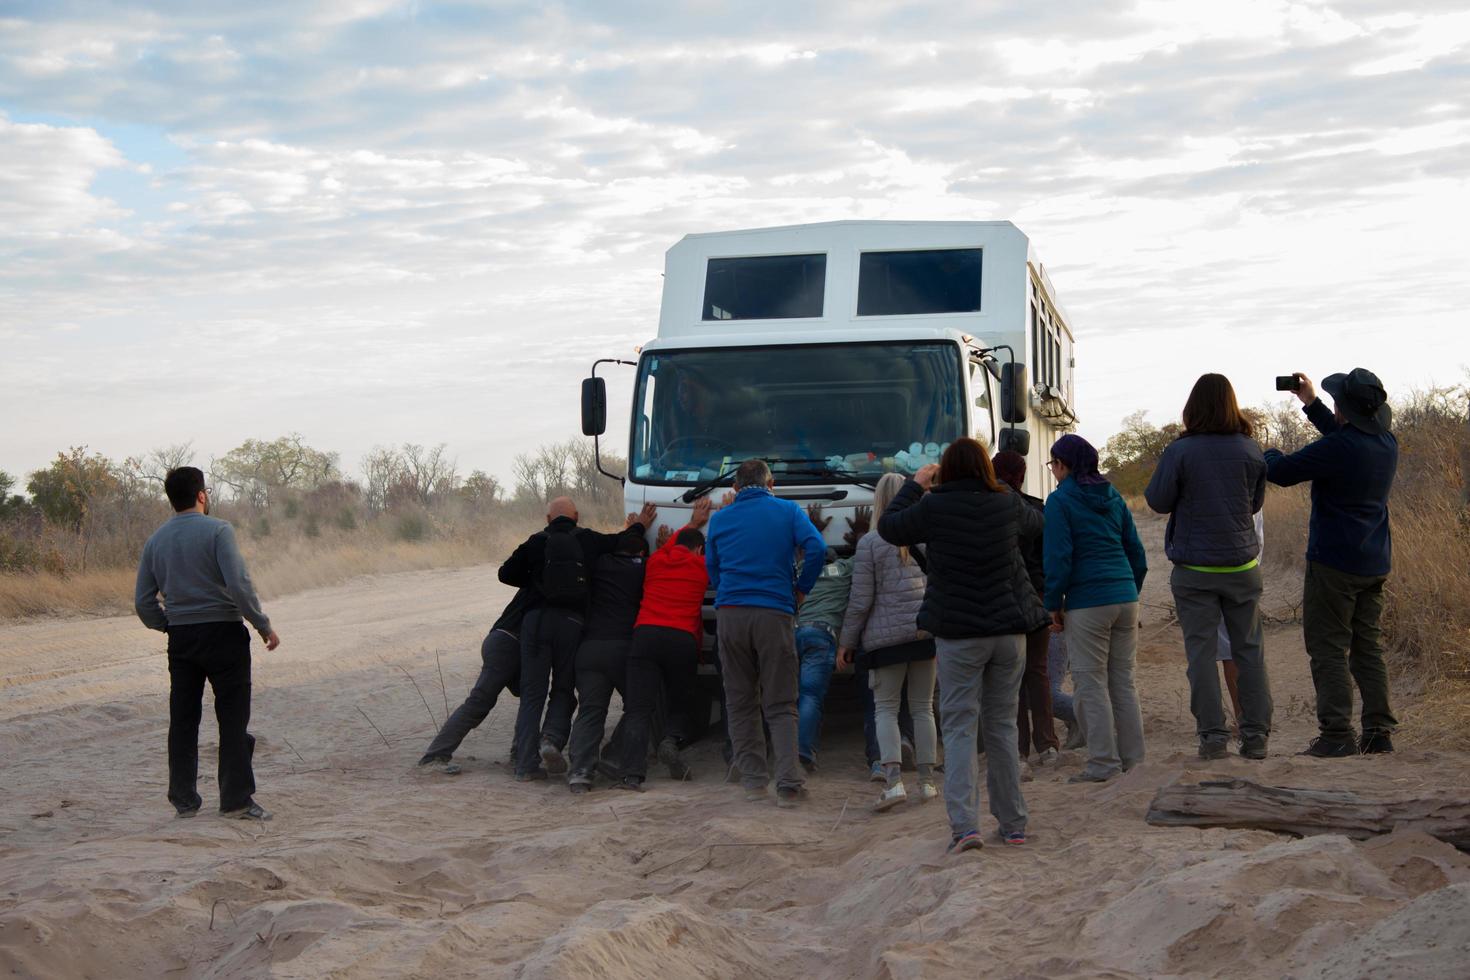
top-left (991, 450), bottom-right (1026, 493)
top-left (1050, 433), bottom-right (1108, 486)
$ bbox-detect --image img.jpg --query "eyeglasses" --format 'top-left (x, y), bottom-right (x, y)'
top-left (1047, 459), bottom-right (1062, 467)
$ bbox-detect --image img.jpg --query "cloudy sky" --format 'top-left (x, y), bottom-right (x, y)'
top-left (3, 0), bottom-right (1467, 487)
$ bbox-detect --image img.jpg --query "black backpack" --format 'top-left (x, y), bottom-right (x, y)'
top-left (540, 524), bottom-right (589, 605)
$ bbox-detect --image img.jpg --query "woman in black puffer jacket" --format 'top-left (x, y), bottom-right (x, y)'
top-left (878, 438), bottom-right (1047, 854)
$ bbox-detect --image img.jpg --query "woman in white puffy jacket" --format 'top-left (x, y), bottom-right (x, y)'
top-left (838, 473), bottom-right (938, 811)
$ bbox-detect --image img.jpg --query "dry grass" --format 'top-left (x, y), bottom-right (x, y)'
top-left (0, 522), bottom-right (534, 622)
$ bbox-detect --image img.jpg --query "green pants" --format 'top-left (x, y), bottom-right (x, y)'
top-left (1302, 561), bottom-right (1397, 740)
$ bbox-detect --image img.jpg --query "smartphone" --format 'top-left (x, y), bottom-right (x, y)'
top-left (1275, 375), bottom-right (1301, 392)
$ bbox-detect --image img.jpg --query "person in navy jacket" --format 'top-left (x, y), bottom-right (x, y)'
top-left (1265, 368), bottom-right (1399, 757)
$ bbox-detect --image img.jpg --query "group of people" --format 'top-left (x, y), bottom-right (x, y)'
top-left (136, 367), bottom-right (1400, 855)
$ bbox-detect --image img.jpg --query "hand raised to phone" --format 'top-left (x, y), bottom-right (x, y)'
top-left (1291, 373), bottom-right (1316, 407)
top-left (914, 464), bottom-right (940, 490)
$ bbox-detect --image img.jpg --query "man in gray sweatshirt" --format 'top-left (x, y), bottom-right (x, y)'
top-left (135, 466), bottom-right (280, 820)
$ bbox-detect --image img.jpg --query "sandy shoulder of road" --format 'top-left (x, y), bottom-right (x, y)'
top-left (2, 515), bottom-right (1469, 979)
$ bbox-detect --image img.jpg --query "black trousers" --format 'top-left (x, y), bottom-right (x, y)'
top-left (167, 621), bottom-right (255, 812)
top-left (513, 607), bottom-right (583, 776)
top-left (619, 626), bottom-right (697, 780)
top-left (567, 638), bottom-right (629, 777)
top-left (421, 628), bottom-right (520, 762)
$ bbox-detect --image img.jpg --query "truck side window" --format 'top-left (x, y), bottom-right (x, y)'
top-left (858, 248), bottom-right (982, 316)
top-left (703, 254), bottom-right (826, 320)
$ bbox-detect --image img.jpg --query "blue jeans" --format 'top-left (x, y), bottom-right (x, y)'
top-left (794, 626), bottom-right (837, 763)
top-left (1048, 630), bottom-right (1076, 725)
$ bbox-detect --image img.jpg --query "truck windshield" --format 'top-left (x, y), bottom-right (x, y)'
top-left (630, 342), bottom-right (966, 484)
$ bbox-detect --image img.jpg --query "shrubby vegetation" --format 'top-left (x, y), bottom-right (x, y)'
top-left (0, 434), bottom-right (626, 618)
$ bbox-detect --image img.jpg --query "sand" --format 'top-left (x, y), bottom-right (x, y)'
top-left (3, 513), bottom-right (1469, 979)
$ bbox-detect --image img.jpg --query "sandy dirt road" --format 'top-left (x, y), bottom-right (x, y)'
top-left (2, 515), bottom-right (1469, 979)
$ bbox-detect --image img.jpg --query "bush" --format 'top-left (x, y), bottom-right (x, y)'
top-left (335, 506), bottom-right (358, 531)
top-left (394, 511), bottom-right (430, 542)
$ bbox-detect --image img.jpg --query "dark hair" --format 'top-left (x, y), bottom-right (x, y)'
top-left (615, 530), bottom-right (649, 557)
top-left (938, 438), bottom-right (1005, 493)
top-left (164, 466), bottom-right (206, 512)
top-left (991, 450), bottom-right (1026, 492)
top-left (733, 458), bottom-right (771, 490)
top-left (1182, 373), bottom-right (1253, 437)
top-left (674, 527), bottom-right (705, 550)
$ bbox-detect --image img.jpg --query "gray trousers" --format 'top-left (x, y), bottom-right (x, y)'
top-left (1067, 603), bottom-right (1145, 779)
top-left (716, 606), bottom-right (804, 792)
top-left (872, 658), bottom-right (938, 768)
top-left (1171, 564), bottom-right (1273, 745)
top-left (934, 635), bottom-right (1027, 838)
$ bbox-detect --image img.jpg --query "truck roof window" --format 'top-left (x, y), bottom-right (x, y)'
top-left (703, 253), bottom-right (826, 320)
top-left (858, 248), bottom-right (982, 316)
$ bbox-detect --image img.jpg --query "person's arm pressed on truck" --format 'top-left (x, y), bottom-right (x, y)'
top-left (792, 505), bottom-right (826, 599)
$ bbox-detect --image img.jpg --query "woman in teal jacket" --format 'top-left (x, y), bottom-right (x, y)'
top-left (1043, 434), bottom-right (1148, 783)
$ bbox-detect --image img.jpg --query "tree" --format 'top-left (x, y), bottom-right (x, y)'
top-left (460, 470), bottom-right (502, 506)
top-left (212, 434), bottom-right (339, 508)
top-left (140, 442), bottom-right (196, 488)
top-left (400, 443), bottom-right (458, 505)
top-left (360, 446), bottom-right (403, 515)
top-left (27, 448), bottom-right (119, 531)
top-left (0, 470), bottom-right (31, 521)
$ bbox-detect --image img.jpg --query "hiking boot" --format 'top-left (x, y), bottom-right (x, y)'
top-left (947, 830), bottom-right (984, 854)
top-left (873, 781), bottom-right (908, 812)
top-left (515, 768), bottom-right (548, 782)
top-left (744, 785), bottom-right (769, 802)
top-left (569, 781), bottom-right (590, 795)
top-left (1359, 731), bottom-right (1395, 754)
top-left (613, 777), bottom-right (645, 793)
top-left (658, 738), bottom-right (691, 780)
top-left (1198, 740), bottom-right (1229, 761)
top-left (568, 771), bottom-right (593, 794)
top-left (1062, 718), bottom-right (1085, 751)
top-left (900, 738), bottom-right (916, 771)
top-left (868, 761), bottom-right (887, 783)
top-left (1019, 759), bottom-right (1035, 783)
top-left (918, 782), bottom-right (939, 804)
top-left (222, 802), bottom-right (271, 821)
top-left (1036, 746), bottom-right (1059, 766)
top-left (417, 756), bottom-right (461, 776)
top-left (174, 804), bottom-right (201, 819)
top-left (1240, 736), bottom-right (1268, 760)
top-left (539, 740), bottom-right (567, 775)
top-left (1301, 736), bottom-right (1358, 758)
top-left (775, 786), bottom-right (805, 809)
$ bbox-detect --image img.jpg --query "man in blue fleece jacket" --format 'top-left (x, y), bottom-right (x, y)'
top-left (705, 459), bottom-right (825, 807)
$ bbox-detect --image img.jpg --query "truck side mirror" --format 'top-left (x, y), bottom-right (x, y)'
top-left (581, 377), bottom-right (607, 436)
top-left (1000, 362), bottom-right (1028, 424)
top-left (999, 427), bottom-right (1030, 456)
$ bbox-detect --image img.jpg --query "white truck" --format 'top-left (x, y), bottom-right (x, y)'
top-left (581, 219), bottom-right (1079, 544)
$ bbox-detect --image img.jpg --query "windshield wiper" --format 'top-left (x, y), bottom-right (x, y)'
top-left (680, 462), bottom-right (741, 503)
top-left (680, 457), bottom-right (876, 501)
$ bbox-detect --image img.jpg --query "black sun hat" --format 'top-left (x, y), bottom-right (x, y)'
top-left (1321, 368), bottom-right (1391, 435)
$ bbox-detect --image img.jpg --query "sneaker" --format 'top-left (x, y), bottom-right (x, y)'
top-left (1001, 830), bottom-right (1026, 846)
top-left (568, 771), bottom-right (593, 794)
top-left (901, 738), bottom-right (916, 771)
top-left (800, 756), bottom-right (817, 775)
top-left (947, 830), bottom-right (984, 854)
top-left (1240, 736), bottom-right (1268, 760)
top-left (174, 804), bottom-right (201, 819)
top-left (539, 740), bottom-right (567, 775)
top-left (417, 757), bottom-right (462, 776)
top-left (1067, 771), bottom-right (1111, 784)
top-left (744, 786), bottom-right (769, 802)
top-left (874, 781), bottom-right (908, 812)
top-left (1019, 759), bottom-right (1035, 783)
top-left (1359, 732), bottom-right (1395, 754)
top-left (868, 762), bottom-right (887, 783)
top-left (776, 787), bottom-right (804, 809)
top-left (569, 781), bottom-right (591, 795)
top-left (222, 802), bottom-right (271, 821)
top-left (918, 782), bottom-right (939, 804)
top-left (1037, 747), bottom-right (1059, 766)
top-left (658, 738), bottom-right (692, 780)
top-left (613, 777), bottom-right (645, 793)
top-left (1301, 736), bottom-right (1358, 758)
top-left (515, 769), bottom-right (549, 782)
top-left (1062, 718), bottom-right (1085, 751)
top-left (1198, 740), bottom-right (1229, 761)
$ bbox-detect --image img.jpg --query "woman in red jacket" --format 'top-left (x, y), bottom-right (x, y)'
top-left (616, 497), bottom-right (713, 790)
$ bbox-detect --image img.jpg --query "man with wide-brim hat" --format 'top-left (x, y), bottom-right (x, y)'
top-left (1264, 368), bottom-right (1399, 758)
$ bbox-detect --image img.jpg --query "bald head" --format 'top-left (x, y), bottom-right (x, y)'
top-left (546, 497), bottom-right (578, 523)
